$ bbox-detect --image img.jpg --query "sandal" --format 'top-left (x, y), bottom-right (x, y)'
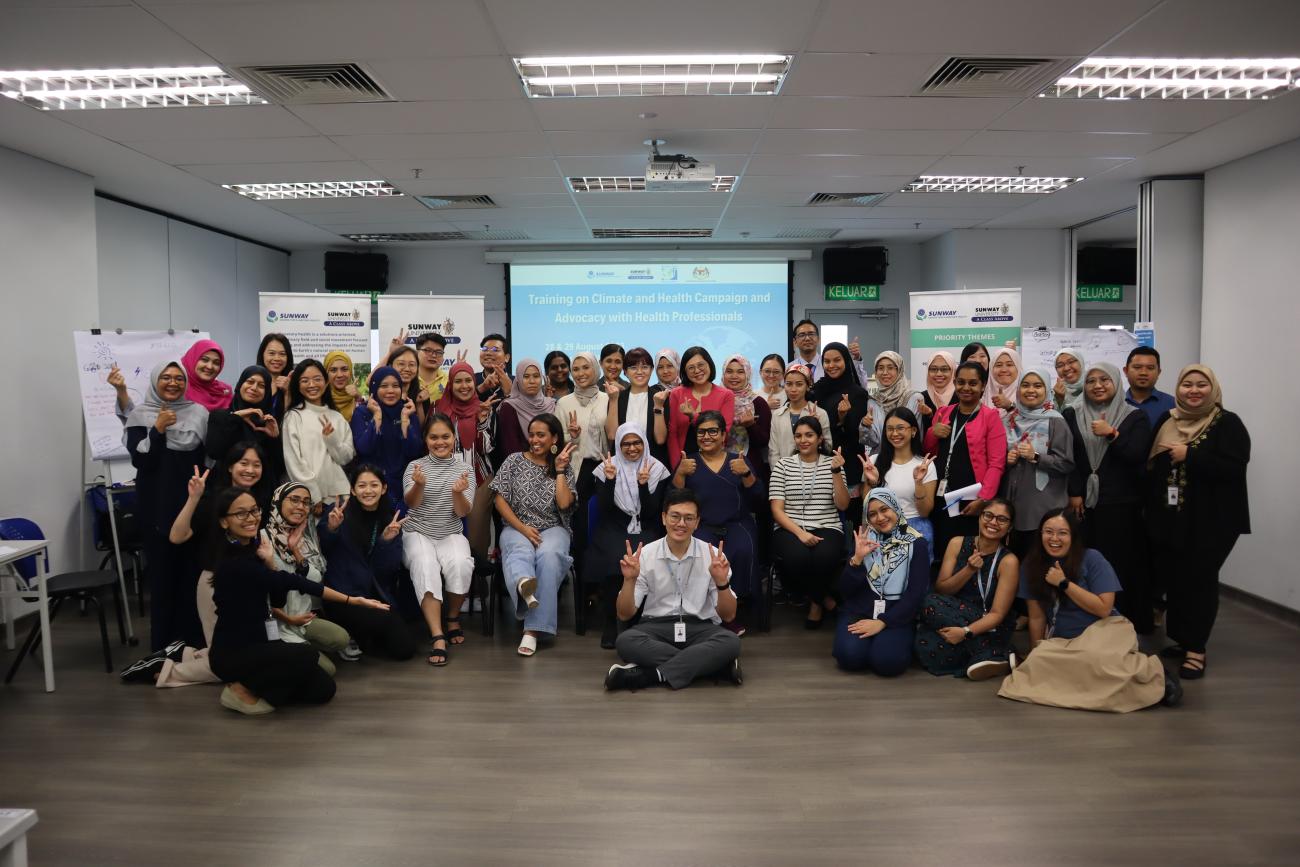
top-left (1159, 644), bottom-right (1187, 660)
top-left (427, 635), bottom-right (449, 667)
top-left (446, 618), bottom-right (466, 645)
top-left (1179, 654), bottom-right (1206, 680)
top-left (517, 633), bottom-right (538, 657)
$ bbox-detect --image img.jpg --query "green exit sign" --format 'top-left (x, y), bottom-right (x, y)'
top-left (1077, 284), bottom-right (1123, 302)
top-left (825, 284), bottom-right (880, 301)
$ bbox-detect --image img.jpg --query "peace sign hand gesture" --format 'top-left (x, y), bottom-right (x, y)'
top-left (187, 466), bottom-right (209, 500)
top-left (708, 541), bottom-right (730, 584)
top-left (477, 396), bottom-right (498, 423)
top-left (327, 499), bottom-right (346, 532)
top-left (602, 452), bottom-right (617, 480)
top-left (455, 349), bottom-right (469, 364)
top-left (912, 455), bottom-right (934, 483)
top-left (319, 414), bottom-right (335, 438)
top-left (567, 410), bottom-right (581, 441)
top-left (388, 327), bottom-right (409, 353)
top-left (381, 513), bottom-right (406, 541)
top-left (858, 454), bottom-right (880, 485)
top-left (555, 442), bottom-right (577, 473)
top-left (637, 463), bottom-right (651, 485)
top-left (619, 541), bottom-right (643, 582)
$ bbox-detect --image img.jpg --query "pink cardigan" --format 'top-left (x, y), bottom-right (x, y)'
top-left (666, 384), bottom-right (735, 467)
top-left (922, 403), bottom-right (1008, 502)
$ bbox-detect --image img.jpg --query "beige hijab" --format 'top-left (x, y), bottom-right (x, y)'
top-left (1149, 364), bottom-right (1222, 461)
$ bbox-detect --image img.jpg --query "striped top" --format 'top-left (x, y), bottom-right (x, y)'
top-left (403, 453), bottom-right (476, 539)
top-left (769, 453), bottom-right (840, 531)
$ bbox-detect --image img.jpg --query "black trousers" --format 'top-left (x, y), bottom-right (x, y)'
top-left (144, 532), bottom-right (202, 652)
top-left (1154, 534), bottom-right (1239, 654)
top-left (210, 640), bottom-right (336, 707)
top-left (570, 457), bottom-right (600, 576)
top-left (322, 601), bottom-right (417, 660)
top-left (1084, 502), bottom-right (1152, 633)
top-left (772, 527), bottom-right (844, 604)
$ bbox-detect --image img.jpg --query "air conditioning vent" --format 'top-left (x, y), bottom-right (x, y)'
top-left (919, 57), bottom-right (1080, 97)
top-left (235, 63), bottom-right (391, 104)
top-left (807, 193), bottom-right (890, 207)
top-left (464, 228), bottom-right (529, 241)
top-left (416, 195), bottom-right (498, 210)
top-left (771, 227), bottom-right (841, 240)
top-left (344, 229), bottom-right (530, 243)
top-left (592, 228), bottom-right (713, 239)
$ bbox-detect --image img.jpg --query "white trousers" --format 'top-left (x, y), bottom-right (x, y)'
top-left (403, 532), bottom-right (473, 602)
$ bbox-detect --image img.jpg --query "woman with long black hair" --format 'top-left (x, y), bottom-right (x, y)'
top-left (256, 333), bottom-right (294, 419)
top-left (283, 359), bottom-right (355, 505)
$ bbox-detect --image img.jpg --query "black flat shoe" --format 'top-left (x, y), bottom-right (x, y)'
top-left (1161, 672), bottom-right (1183, 707)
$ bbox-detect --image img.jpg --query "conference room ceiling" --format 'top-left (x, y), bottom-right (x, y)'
top-left (1, 0), bottom-right (1298, 249)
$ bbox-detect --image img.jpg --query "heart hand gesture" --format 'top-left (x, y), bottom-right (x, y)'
top-left (411, 463), bottom-right (426, 487)
top-left (451, 470), bottom-right (470, 494)
top-left (918, 401), bottom-right (933, 417)
top-left (619, 540), bottom-right (643, 582)
top-left (653, 389), bottom-right (669, 408)
top-left (107, 364), bottom-right (126, 391)
top-left (259, 415), bottom-right (280, 438)
top-left (837, 393), bottom-right (851, 420)
top-left (381, 513), bottom-right (406, 542)
top-left (187, 466), bottom-right (209, 500)
top-left (1053, 378), bottom-right (1067, 402)
top-left (604, 380), bottom-right (622, 398)
top-left (367, 397), bottom-right (382, 420)
top-left (602, 452), bottom-right (617, 480)
top-left (401, 398), bottom-right (417, 420)
top-left (912, 455), bottom-right (934, 483)
top-left (680, 398), bottom-right (699, 419)
top-left (345, 382), bottom-right (359, 398)
top-left (319, 414), bottom-right (335, 438)
top-left (708, 542), bottom-right (730, 583)
top-left (830, 446), bottom-right (845, 471)
top-left (967, 550), bottom-right (985, 572)
top-left (737, 406), bottom-right (755, 426)
top-left (858, 454), bottom-right (880, 485)
top-left (861, 410), bottom-right (874, 431)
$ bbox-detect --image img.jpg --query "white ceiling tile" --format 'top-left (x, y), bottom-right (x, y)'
top-left (127, 136), bottom-right (353, 165)
top-left (807, 0), bottom-right (1160, 54)
top-left (955, 130), bottom-right (1184, 157)
top-left (306, 211), bottom-right (452, 227)
top-left (141, 0), bottom-right (501, 65)
top-left (363, 157), bottom-right (558, 179)
top-left (876, 192), bottom-right (1042, 209)
top-left (569, 191), bottom-right (731, 207)
top-left (546, 130), bottom-right (759, 156)
top-left (57, 105), bottom-right (317, 141)
top-left (737, 175), bottom-right (905, 194)
top-left (262, 195), bottom-right (431, 216)
top-left (364, 57), bottom-right (525, 101)
top-left (769, 96), bottom-right (1022, 131)
top-left (179, 161), bottom-right (379, 184)
top-left (580, 206), bottom-right (724, 221)
top-left (531, 96), bottom-right (772, 131)
top-left (1101, 0), bottom-right (1300, 56)
top-left (289, 100), bottom-right (537, 136)
top-left (991, 98), bottom-right (1255, 134)
top-left (745, 155), bottom-right (932, 176)
top-left (483, 194), bottom-right (576, 208)
top-left (923, 155), bottom-right (1133, 178)
top-left (332, 132), bottom-right (551, 160)
top-left (781, 53), bottom-right (950, 97)
top-left (0, 5), bottom-right (211, 68)
top-left (758, 129), bottom-right (974, 155)
top-left (483, 0), bottom-right (820, 54)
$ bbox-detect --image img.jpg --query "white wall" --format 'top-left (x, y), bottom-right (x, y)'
top-left (1140, 179), bottom-right (1204, 381)
top-left (1202, 137), bottom-right (1300, 611)
top-left (792, 242), bottom-right (922, 359)
top-left (0, 147), bottom-right (99, 573)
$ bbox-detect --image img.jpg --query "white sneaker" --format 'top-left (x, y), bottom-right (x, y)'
top-left (967, 659), bottom-right (1011, 681)
top-left (339, 640), bottom-right (363, 661)
top-left (1008, 652), bottom-right (1018, 671)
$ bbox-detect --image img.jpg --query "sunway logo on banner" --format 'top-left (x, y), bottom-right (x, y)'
top-left (265, 310), bottom-right (310, 323)
top-left (972, 302), bottom-right (1014, 322)
top-left (915, 308), bottom-right (959, 321)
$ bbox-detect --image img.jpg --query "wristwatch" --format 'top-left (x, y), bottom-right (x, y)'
top-left (715, 581), bottom-right (732, 592)
top-left (962, 627), bottom-right (973, 641)
top-left (1057, 578), bottom-right (1071, 593)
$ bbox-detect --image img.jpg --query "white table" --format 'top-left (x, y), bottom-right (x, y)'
top-left (0, 540), bottom-right (54, 692)
top-left (0, 809), bottom-right (37, 867)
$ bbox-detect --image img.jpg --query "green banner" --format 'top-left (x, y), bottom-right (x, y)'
top-left (825, 284), bottom-right (880, 301)
top-left (911, 327), bottom-right (1022, 349)
top-left (1076, 284), bottom-right (1123, 302)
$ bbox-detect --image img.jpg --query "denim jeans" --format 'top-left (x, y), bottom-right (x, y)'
top-left (500, 525), bottom-right (572, 636)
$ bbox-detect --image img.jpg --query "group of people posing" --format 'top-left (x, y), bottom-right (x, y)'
top-left (113, 319), bottom-right (1248, 715)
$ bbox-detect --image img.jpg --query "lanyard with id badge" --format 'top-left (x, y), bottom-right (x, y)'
top-left (936, 409), bottom-right (973, 499)
top-left (975, 547), bottom-right (1005, 614)
top-left (264, 603), bottom-right (280, 641)
top-left (666, 557), bottom-right (688, 643)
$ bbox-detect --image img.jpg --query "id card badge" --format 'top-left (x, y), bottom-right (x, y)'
top-left (872, 599), bottom-right (887, 619)
top-left (937, 479), bottom-right (947, 497)
top-left (673, 620), bottom-right (687, 643)
top-left (1166, 485), bottom-right (1179, 506)
top-left (264, 618), bottom-right (280, 641)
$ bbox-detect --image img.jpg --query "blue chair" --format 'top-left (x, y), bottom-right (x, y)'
top-left (1, 518), bottom-right (124, 683)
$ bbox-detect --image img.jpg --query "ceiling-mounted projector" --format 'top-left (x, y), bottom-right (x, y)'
top-left (644, 139), bottom-right (716, 191)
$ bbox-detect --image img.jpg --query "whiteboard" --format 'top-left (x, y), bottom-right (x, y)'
top-left (1019, 326), bottom-right (1138, 391)
top-left (73, 330), bottom-right (210, 460)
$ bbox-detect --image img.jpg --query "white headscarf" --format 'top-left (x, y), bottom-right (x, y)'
top-left (1077, 362), bottom-right (1136, 507)
top-left (924, 350), bottom-right (957, 409)
top-left (123, 360), bottom-right (209, 453)
top-left (988, 346), bottom-right (1021, 410)
top-left (592, 422), bottom-right (671, 534)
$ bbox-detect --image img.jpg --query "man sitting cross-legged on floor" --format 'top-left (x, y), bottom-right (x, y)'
top-left (604, 487), bottom-right (743, 691)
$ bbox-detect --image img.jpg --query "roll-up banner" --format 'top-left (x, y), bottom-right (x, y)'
top-left (377, 295), bottom-right (485, 371)
top-left (258, 292), bottom-right (372, 361)
top-left (908, 288), bottom-right (1022, 382)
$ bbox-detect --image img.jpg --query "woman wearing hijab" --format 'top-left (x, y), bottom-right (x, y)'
top-left (1001, 368), bottom-right (1074, 557)
top-left (205, 365), bottom-right (283, 482)
top-left (602, 347), bottom-right (668, 467)
top-left (655, 348), bottom-right (681, 391)
top-left (657, 346), bottom-right (735, 468)
top-left (181, 338), bottom-right (233, 412)
top-left (543, 350), bottom-right (574, 400)
top-left (722, 354), bottom-right (772, 483)
top-left (434, 360), bottom-right (496, 560)
top-left (988, 347), bottom-right (1021, 415)
top-left (919, 350), bottom-right (957, 428)
top-left (810, 341), bottom-right (871, 525)
top-left (261, 482), bottom-right (355, 672)
top-left (499, 358), bottom-right (557, 457)
top-left (351, 365), bottom-right (422, 504)
top-left (124, 361), bottom-right (210, 651)
top-left (324, 350), bottom-right (359, 423)
top-left (317, 464), bottom-right (416, 661)
top-left (832, 488), bottom-right (930, 677)
top-left (865, 350), bottom-right (925, 447)
top-left (586, 423), bottom-right (671, 648)
top-left (1063, 362), bottom-right (1154, 633)
top-left (1145, 365), bottom-right (1250, 680)
top-left (999, 509), bottom-right (1182, 712)
top-left (557, 351), bottom-right (611, 568)
top-left (283, 359), bottom-right (355, 505)
top-left (1052, 349), bottom-right (1086, 409)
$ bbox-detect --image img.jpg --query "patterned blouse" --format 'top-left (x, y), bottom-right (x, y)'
top-left (490, 452), bottom-right (578, 532)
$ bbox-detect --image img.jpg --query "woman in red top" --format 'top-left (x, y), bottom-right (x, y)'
top-left (922, 360), bottom-right (1009, 562)
top-left (655, 346), bottom-right (736, 468)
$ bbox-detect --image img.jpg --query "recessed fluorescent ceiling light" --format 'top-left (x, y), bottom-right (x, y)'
top-left (569, 176), bottom-right (736, 192)
top-left (902, 176), bottom-right (1083, 194)
top-left (1043, 57), bottom-right (1300, 100)
top-left (223, 181), bottom-right (401, 201)
top-left (514, 54), bottom-right (791, 97)
top-left (0, 66), bottom-right (265, 110)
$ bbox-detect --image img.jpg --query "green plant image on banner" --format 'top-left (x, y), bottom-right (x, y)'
top-left (825, 284), bottom-right (880, 301)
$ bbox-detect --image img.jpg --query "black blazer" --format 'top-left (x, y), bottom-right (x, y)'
top-left (1145, 409), bottom-right (1250, 542)
top-left (1062, 408), bottom-right (1152, 507)
top-left (614, 385), bottom-right (670, 466)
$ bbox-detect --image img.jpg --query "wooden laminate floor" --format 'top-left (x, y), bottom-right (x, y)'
top-left (2, 592), bottom-right (1299, 867)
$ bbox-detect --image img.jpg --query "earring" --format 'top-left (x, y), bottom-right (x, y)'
top-left (549, 444), bottom-right (559, 455)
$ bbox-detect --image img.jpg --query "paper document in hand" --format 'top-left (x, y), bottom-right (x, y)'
top-left (943, 483), bottom-right (983, 516)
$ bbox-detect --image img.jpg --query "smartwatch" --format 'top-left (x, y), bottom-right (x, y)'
top-left (1057, 578), bottom-right (1071, 593)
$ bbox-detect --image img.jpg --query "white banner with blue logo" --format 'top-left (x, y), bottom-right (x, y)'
top-left (377, 294), bottom-right (485, 372)
top-left (908, 288), bottom-right (1022, 384)
top-left (258, 292), bottom-right (372, 364)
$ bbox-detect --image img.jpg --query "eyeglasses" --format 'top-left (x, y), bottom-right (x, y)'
top-left (158, 375), bottom-right (186, 384)
top-left (665, 513), bottom-right (699, 525)
top-left (696, 427), bottom-right (722, 438)
top-left (980, 512), bottom-right (1011, 526)
top-left (227, 507), bottom-right (262, 521)
top-left (795, 331), bottom-right (818, 339)
top-left (419, 347), bottom-right (444, 357)
top-left (282, 495), bottom-right (311, 507)
top-left (480, 345), bottom-right (503, 353)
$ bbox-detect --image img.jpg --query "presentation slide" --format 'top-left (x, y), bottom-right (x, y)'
top-left (508, 262), bottom-right (789, 386)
